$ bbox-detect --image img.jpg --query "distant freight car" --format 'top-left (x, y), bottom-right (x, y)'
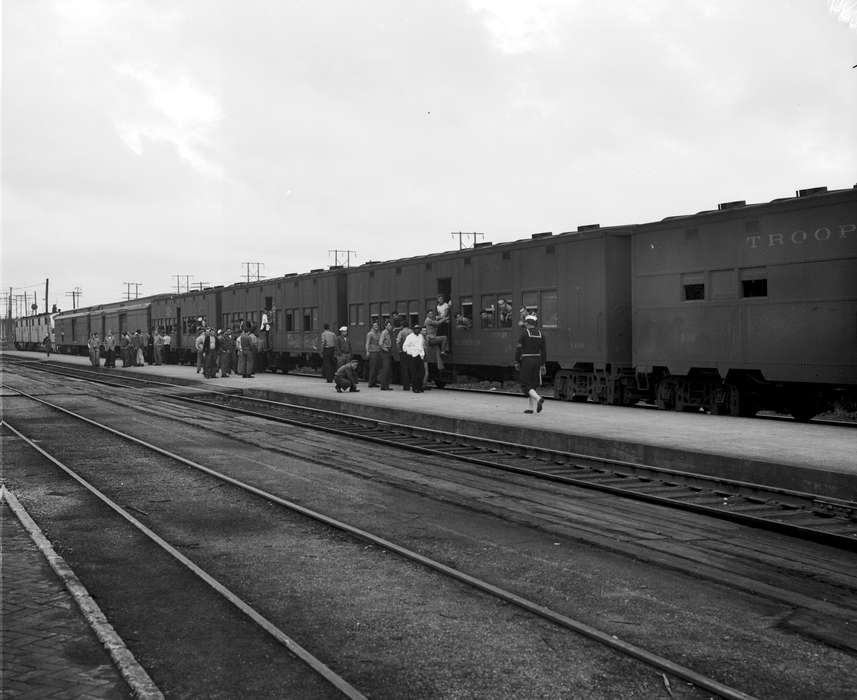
top-left (12, 311), bottom-right (56, 350)
top-left (632, 186), bottom-right (857, 419)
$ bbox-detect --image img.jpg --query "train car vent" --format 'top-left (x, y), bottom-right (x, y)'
top-left (745, 220), bottom-right (759, 234)
top-left (310, 268), bottom-right (324, 273)
top-left (502, 251), bottom-right (511, 260)
top-left (473, 242), bottom-right (492, 248)
top-left (531, 231), bottom-right (552, 239)
top-left (425, 262), bottom-right (433, 270)
top-left (464, 257), bottom-right (471, 265)
top-left (717, 200), bottom-right (746, 210)
top-left (546, 244), bottom-right (555, 255)
top-left (796, 186), bottom-right (828, 197)
top-left (369, 270), bottom-right (375, 278)
top-left (395, 266), bottom-right (402, 275)
top-left (577, 224), bottom-right (600, 231)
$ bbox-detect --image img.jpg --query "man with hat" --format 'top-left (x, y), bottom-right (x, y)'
top-left (335, 326), bottom-right (352, 367)
top-left (514, 314), bottom-right (547, 414)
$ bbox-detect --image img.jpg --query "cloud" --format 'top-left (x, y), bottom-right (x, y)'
top-left (114, 64), bottom-right (224, 179)
top-left (829, 0), bottom-right (857, 30)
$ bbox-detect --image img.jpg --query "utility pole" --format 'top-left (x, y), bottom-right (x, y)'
top-left (328, 249), bottom-right (357, 267)
top-left (241, 262), bottom-right (264, 283)
top-left (66, 287), bottom-right (82, 309)
top-left (172, 274), bottom-right (193, 294)
top-left (45, 278), bottom-right (50, 314)
top-left (450, 232), bottom-right (485, 250)
top-left (123, 282), bottom-right (142, 300)
top-left (191, 282), bottom-right (210, 291)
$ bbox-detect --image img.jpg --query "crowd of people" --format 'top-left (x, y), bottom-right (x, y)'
top-left (51, 295), bottom-right (548, 412)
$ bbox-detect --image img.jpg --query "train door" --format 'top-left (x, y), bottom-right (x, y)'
top-left (175, 307), bottom-right (182, 345)
top-left (118, 313), bottom-right (127, 334)
top-left (436, 277), bottom-right (451, 334)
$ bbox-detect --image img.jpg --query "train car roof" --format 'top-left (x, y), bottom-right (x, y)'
top-left (649, 185), bottom-right (856, 226)
top-left (351, 221), bottom-right (636, 269)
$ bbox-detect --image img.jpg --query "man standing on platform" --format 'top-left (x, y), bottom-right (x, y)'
top-left (320, 323), bottom-right (337, 382)
top-left (514, 314), bottom-right (547, 414)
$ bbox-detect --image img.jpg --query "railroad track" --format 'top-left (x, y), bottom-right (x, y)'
top-left (4, 356), bottom-right (857, 551)
top-left (3, 384), bottom-right (761, 699)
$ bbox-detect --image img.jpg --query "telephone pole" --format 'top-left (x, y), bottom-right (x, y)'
top-left (172, 274), bottom-right (193, 294)
top-left (241, 262), bottom-right (264, 283)
top-left (66, 287), bottom-right (82, 309)
top-left (328, 249), bottom-right (357, 267)
top-left (450, 232), bottom-right (485, 250)
top-left (123, 282), bottom-right (142, 300)
top-left (191, 282), bottom-right (210, 291)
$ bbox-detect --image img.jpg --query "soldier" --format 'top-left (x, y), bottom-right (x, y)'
top-left (514, 314), bottom-right (547, 414)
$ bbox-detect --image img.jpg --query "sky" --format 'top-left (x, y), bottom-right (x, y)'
top-left (3, 0), bottom-right (856, 314)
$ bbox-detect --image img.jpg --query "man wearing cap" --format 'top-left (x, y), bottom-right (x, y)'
top-left (220, 329), bottom-right (234, 377)
top-left (334, 359), bottom-right (360, 393)
top-left (514, 314), bottom-right (547, 414)
top-left (336, 326), bottom-right (352, 367)
top-left (320, 323), bottom-right (337, 382)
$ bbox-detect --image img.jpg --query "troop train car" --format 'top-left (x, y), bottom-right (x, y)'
top-left (40, 184), bottom-right (856, 420)
top-left (632, 186), bottom-right (857, 419)
top-left (12, 311), bottom-right (56, 350)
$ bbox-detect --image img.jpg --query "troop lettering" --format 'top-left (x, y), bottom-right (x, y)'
top-left (746, 223), bottom-right (855, 248)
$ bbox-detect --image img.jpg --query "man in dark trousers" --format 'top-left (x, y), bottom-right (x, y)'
top-left (514, 314), bottom-right (547, 414)
top-left (334, 359), bottom-right (361, 393)
top-left (319, 323), bottom-right (337, 382)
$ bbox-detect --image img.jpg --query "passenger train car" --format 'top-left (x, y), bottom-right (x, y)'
top-left (11, 311), bottom-right (56, 350)
top-left (44, 184), bottom-right (855, 420)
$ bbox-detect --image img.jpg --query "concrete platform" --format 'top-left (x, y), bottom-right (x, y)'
top-left (4, 350), bottom-right (856, 499)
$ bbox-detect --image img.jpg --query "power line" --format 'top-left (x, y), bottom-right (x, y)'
top-left (450, 232), bottom-right (485, 250)
top-left (328, 249), bottom-right (358, 267)
top-left (65, 287), bottom-right (82, 310)
top-left (241, 262), bottom-right (264, 283)
top-left (123, 282), bottom-right (142, 300)
top-left (172, 274), bottom-right (193, 294)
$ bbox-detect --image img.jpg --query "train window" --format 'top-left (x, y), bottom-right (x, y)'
top-left (741, 267), bottom-right (768, 298)
top-left (349, 304), bottom-right (363, 326)
top-left (286, 309), bottom-right (296, 331)
top-left (406, 300), bottom-right (420, 328)
top-left (540, 290), bottom-right (558, 327)
top-left (265, 296), bottom-right (273, 309)
top-left (380, 302), bottom-right (391, 322)
top-left (369, 302), bottom-right (380, 325)
top-left (682, 273), bottom-right (705, 301)
top-left (497, 294), bottom-right (513, 327)
top-left (480, 296), bottom-right (496, 328)
top-left (303, 307), bottom-right (318, 331)
top-left (457, 297), bottom-right (473, 330)
top-left (521, 291), bottom-right (539, 323)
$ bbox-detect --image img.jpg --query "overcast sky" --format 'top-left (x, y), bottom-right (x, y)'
top-left (3, 0), bottom-right (856, 312)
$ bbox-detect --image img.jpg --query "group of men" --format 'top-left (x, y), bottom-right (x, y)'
top-left (194, 325), bottom-right (259, 379)
top-left (84, 329), bottom-right (157, 368)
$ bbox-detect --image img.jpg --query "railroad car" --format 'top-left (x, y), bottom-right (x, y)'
top-left (55, 299), bottom-right (156, 355)
top-left (632, 185), bottom-right (857, 419)
top-left (150, 289), bottom-right (220, 364)
top-left (12, 311), bottom-right (56, 350)
top-left (345, 223), bottom-right (639, 401)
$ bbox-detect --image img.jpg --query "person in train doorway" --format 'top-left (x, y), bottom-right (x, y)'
top-left (319, 323), bottom-right (337, 382)
top-left (436, 294), bottom-right (450, 336)
top-left (378, 320), bottom-right (394, 390)
top-left (335, 326), bottom-right (352, 368)
top-left (104, 330), bottom-right (116, 367)
top-left (364, 321), bottom-right (381, 386)
top-left (334, 358), bottom-right (361, 393)
top-left (88, 332), bottom-right (101, 367)
top-left (162, 328), bottom-right (172, 363)
top-left (423, 309), bottom-right (449, 370)
top-left (42, 334), bottom-right (52, 358)
top-left (402, 324), bottom-right (426, 393)
top-left (514, 314), bottom-right (547, 414)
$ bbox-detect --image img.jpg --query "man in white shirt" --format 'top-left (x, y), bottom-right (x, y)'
top-left (402, 325), bottom-right (426, 393)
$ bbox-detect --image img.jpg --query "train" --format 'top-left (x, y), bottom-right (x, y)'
top-left (38, 184), bottom-right (857, 420)
top-left (8, 311), bottom-right (56, 350)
